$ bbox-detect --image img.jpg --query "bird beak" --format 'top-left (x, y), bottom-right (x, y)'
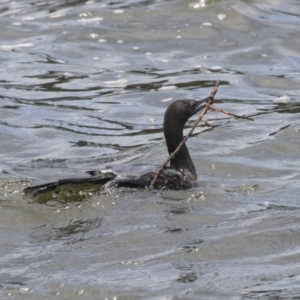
top-left (193, 96), bottom-right (211, 115)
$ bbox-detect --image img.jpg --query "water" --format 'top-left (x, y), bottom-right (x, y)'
top-left (0, 0), bottom-right (300, 299)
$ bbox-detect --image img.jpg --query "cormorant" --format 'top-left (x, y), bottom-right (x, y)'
top-left (24, 96), bottom-right (210, 194)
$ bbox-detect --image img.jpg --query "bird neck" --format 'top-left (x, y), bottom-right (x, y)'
top-left (164, 123), bottom-right (197, 180)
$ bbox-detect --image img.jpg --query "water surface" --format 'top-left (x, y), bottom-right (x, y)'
top-left (0, 0), bottom-right (300, 299)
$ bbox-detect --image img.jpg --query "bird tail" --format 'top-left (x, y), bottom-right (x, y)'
top-left (24, 172), bottom-right (116, 195)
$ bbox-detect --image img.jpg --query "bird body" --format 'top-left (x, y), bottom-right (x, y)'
top-left (24, 97), bottom-right (209, 194)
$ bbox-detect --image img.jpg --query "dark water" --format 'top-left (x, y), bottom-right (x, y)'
top-left (1, 0), bottom-right (300, 299)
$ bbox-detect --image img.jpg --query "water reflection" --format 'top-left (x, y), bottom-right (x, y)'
top-left (175, 263), bottom-right (198, 283)
top-left (30, 216), bottom-right (103, 243)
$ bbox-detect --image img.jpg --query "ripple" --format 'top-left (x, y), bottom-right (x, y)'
top-left (0, 43), bottom-right (34, 51)
top-left (77, 17), bottom-right (103, 24)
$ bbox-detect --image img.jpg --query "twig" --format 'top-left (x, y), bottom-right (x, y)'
top-left (204, 120), bottom-right (212, 128)
top-left (148, 80), bottom-right (219, 189)
top-left (209, 106), bottom-right (254, 121)
top-left (209, 80), bottom-right (219, 99)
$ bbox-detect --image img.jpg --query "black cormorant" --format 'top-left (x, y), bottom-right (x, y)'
top-left (24, 96), bottom-right (210, 194)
